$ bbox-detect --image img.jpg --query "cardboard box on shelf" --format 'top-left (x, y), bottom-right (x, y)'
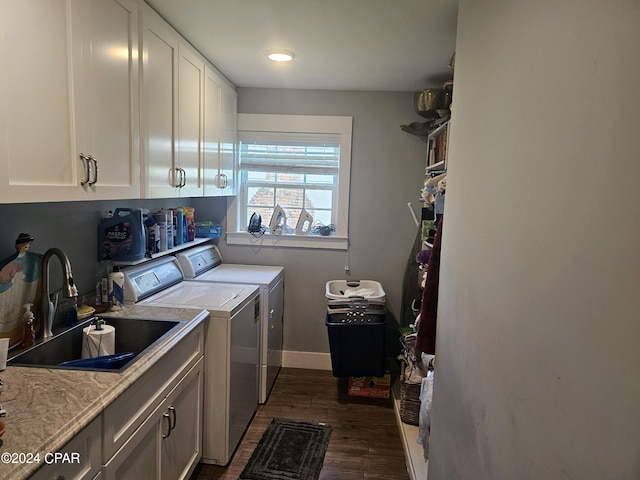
top-left (348, 374), bottom-right (391, 399)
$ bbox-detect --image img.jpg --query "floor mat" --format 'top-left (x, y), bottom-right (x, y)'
top-left (240, 418), bottom-right (332, 480)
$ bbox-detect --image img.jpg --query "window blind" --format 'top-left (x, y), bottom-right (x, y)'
top-left (239, 131), bottom-right (340, 173)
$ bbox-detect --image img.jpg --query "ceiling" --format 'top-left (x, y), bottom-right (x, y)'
top-left (144, 0), bottom-right (459, 92)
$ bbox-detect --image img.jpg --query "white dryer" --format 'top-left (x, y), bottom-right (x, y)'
top-left (122, 256), bottom-right (260, 466)
top-left (176, 244), bottom-right (284, 404)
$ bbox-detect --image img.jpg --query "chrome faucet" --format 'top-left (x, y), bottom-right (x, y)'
top-left (40, 248), bottom-right (78, 338)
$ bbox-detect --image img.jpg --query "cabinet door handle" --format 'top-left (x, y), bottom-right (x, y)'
top-left (173, 167), bottom-right (183, 188)
top-left (88, 155), bottom-right (98, 185)
top-left (173, 168), bottom-right (180, 188)
top-left (175, 168), bottom-right (186, 188)
top-left (168, 405), bottom-right (177, 431)
top-left (162, 412), bottom-right (172, 438)
top-left (79, 153), bottom-right (90, 186)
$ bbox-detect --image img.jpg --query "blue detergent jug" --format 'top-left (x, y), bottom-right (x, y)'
top-left (98, 208), bottom-right (146, 262)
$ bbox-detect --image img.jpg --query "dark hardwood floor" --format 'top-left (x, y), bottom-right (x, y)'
top-left (190, 368), bottom-right (410, 480)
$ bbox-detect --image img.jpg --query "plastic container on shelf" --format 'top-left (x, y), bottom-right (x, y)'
top-left (98, 208), bottom-right (145, 262)
top-left (195, 222), bottom-right (221, 239)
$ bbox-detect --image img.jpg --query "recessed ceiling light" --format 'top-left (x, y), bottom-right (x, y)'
top-left (268, 51), bottom-right (294, 62)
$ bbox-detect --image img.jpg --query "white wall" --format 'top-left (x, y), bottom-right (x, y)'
top-left (428, 1), bottom-right (640, 479)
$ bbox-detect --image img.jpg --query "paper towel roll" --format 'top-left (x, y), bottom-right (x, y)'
top-left (82, 325), bottom-right (115, 358)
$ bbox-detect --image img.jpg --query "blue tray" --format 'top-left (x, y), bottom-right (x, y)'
top-left (58, 352), bottom-right (134, 370)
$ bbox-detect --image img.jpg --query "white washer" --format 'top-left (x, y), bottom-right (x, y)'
top-left (122, 256), bottom-right (260, 466)
top-left (176, 244), bottom-right (284, 404)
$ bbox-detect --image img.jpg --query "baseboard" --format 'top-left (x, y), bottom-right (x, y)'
top-left (392, 383), bottom-right (429, 480)
top-left (282, 350), bottom-right (332, 370)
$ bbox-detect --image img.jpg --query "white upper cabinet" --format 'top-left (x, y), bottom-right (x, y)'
top-left (0, 0), bottom-right (76, 203)
top-left (141, 8), bottom-right (208, 199)
top-left (71, 0), bottom-right (140, 199)
top-left (203, 66), bottom-right (238, 197)
top-left (175, 43), bottom-right (205, 197)
top-left (140, 4), bottom-right (179, 198)
top-left (0, 0), bottom-right (140, 203)
top-left (1, 0), bottom-right (237, 204)
top-left (220, 84), bottom-right (238, 196)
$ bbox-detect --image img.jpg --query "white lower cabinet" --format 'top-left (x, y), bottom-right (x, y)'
top-left (31, 323), bottom-right (204, 480)
top-left (30, 415), bottom-right (102, 480)
top-left (160, 358), bottom-right (204, 479)
top-left (102, 322), bottom-right (204, 480)
top-left (103, 358), bottom-right (204, 480)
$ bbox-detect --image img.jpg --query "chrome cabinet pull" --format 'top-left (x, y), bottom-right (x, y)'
top-left (174, 168), bottom-right (186, 188)
top-left (79, 153), bottom-right (90, 185)
top-left (168, 405), bottom-right (177, 430)
top-left (88, 155), bottom-right (98, 185)
top-left (173, 168), bottom-right (179, 188)
top-left (180, 168), bottom-right (187, 187)
top-left (162, 412), bottom-right (172, 438)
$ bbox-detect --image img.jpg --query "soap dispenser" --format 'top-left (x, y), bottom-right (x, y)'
top-left (21, 303), bottom-right (35, 348)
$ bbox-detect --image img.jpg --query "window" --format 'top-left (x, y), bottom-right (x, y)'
top-left (227, 114), bottom-right (352, 249)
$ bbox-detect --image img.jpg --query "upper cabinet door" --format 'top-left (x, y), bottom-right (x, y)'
top-left (141, 5), bottom-right (179, 198)
top-left (0, 0), bottom-right (81, 203)
top-left (203, 66), bottom-right (222, 197)
top-left (220, 84), bottom-right (238, 196)
top-left (203, 66), bottom-right (237, 197)
top-left (71, 0), bottom-right (140, 200)
top-left (176, 43), bottom-right (205, 197)
top-left (0, 0), bottom-right (140, 203)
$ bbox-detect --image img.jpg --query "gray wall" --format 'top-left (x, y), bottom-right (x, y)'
top-left (0, 199), bottom-right (194, 305)
top-left (194, 88), bottom-right (426, 354)
top-left (428, 1), bottom-right (640, 479)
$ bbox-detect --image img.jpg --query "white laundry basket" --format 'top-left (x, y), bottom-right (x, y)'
top-left (325, 280), bottom-right (385, 302)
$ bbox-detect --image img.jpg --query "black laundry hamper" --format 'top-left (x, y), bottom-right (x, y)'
top-left (325, 280), bottom-right (386, 378)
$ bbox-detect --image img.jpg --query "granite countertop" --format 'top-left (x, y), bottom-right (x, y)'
top-left (0, 305), bottom-right (209, 480)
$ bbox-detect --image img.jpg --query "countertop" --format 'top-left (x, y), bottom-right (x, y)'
top-left (0, 305), bottom-right (209, 480)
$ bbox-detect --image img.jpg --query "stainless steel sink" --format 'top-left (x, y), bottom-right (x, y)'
top-left (8, 317), bottom-right (184, 372)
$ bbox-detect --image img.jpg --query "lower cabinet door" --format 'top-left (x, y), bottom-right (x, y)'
top-left (103, 358), bottom-right (203, 480)
top-left (102, 417), bottom-right (161, 480)
top-left (161, 358), bottom-right (204, 480)
top-left (30, 415), bottom-right (102, 480)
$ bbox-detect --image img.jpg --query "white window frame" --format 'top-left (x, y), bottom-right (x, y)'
top-left (226, 114), bottom-right (352, 250)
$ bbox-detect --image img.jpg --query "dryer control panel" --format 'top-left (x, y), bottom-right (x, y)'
top-left (177, 245), bottom-right (222, 278)
top-left (122, 257), bottom-right (184, 302)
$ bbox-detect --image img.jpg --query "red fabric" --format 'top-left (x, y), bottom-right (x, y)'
top-left (415, 217), bottom-right (443, 354)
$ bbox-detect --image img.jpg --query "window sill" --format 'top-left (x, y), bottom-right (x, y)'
top-left (226, 231), bottom-right (348, 250)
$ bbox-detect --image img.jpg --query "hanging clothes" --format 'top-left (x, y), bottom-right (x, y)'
top-left (416, 216), bottom-right (443, 354)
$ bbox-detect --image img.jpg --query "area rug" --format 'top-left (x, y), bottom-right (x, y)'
top-left (240, 418), bottom-right (332, 480)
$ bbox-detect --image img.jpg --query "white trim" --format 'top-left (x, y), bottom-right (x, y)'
top-left (393, 387), bottom-right (429, 480)
top-left (238, 114), bottom-right (352, 135)
top-left (226, 231), bottom-right (348, 250)
top-left (228, 114), bottom-right (352, 244)
top-left (281, 350), bottom-right (333, 370)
